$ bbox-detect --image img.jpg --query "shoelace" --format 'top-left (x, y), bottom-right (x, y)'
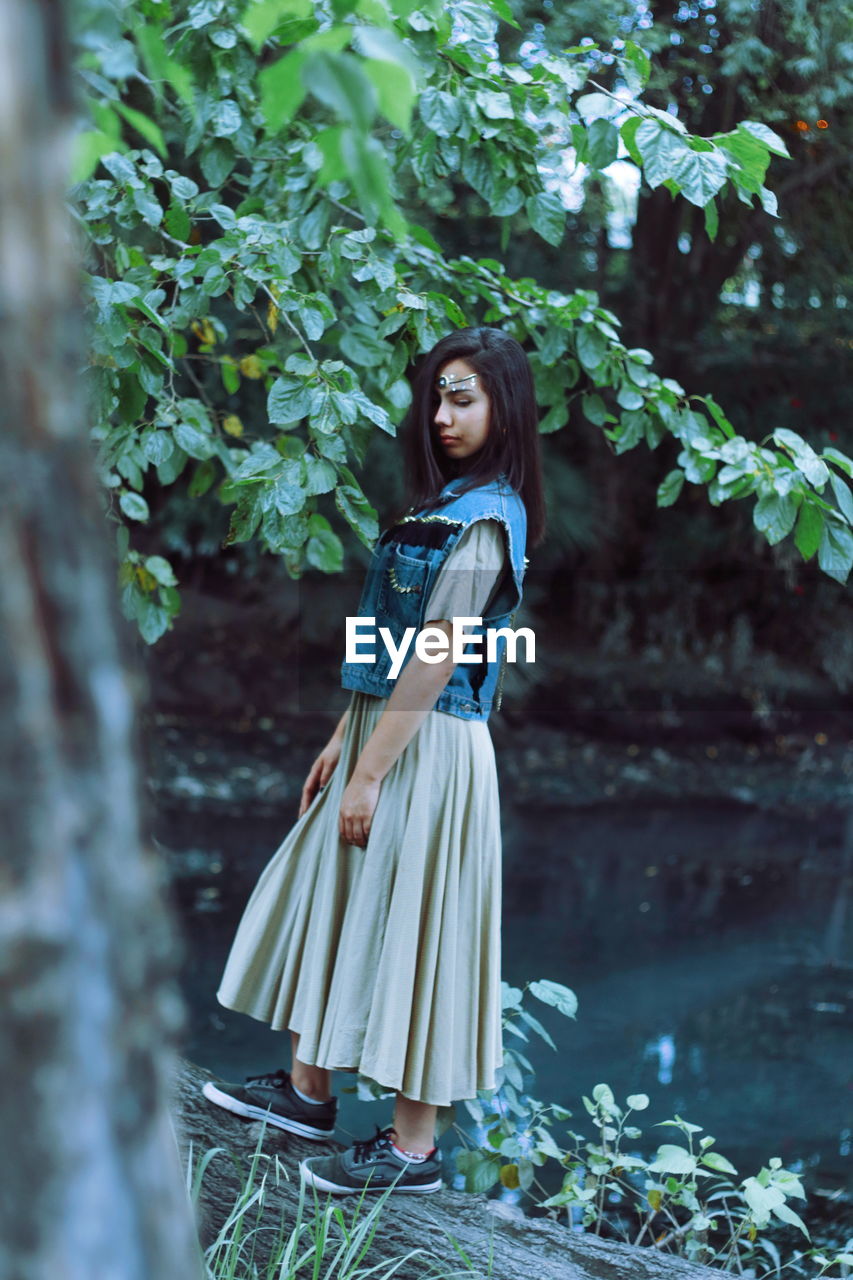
top-left (351, 1125), bottom-right (396, 1164)
top-left (245, 1067), bottom-right (288, 1089)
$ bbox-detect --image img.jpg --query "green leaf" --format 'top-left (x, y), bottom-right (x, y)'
top-left (739, 120), bottom-right (791, 158)
top-left (164, 202), bottom-right (191, 241)
top-left (135, 27), bottom-right (195, 108)
top-left (462, 147), bottom-right (497, 202)
top-left (657, 469), bottom-right (685, 507)
top-left (583, 393), bottom-right (609, 426)
top-left (823, 446), bottom-right (853, 477)
top-left (576, 326), bottom-right (607, 372)
top-left (339, 327), bottom-right (390, 366)
top-left (174, 423), bottom-right (216, 460)
top-left (210, 99), bottom-right (242, 138)
top-left (636, 122), bottom-right (728, 206)
top-left (72, 128), bottom-right (122, 185)
top-left (157, 446), bottom-right (188, 485)
top-left (335, 481), bottom-right (378, 548)
top-left (525, 193), bottom-right (565, 247)
top-left (587, 119), bottom-right (619, 170)
top-left (636, 118), bottom-right (686, 187)
top-left (517, 1007), bottom-right (556, 1050)
top-left (830, 472), bottom-right (853, 523)
top-left (418, 88), bottom-right (461, 137)
top-left (576, 92), bottom-right (621, 123)
top-left (142, 430), bottom-right (173, 466)
top-left (772, 428), bottom-right (830, 486)
top-left (306, 525), bottom-right (344, 572)
top-left (717, 127), bottom-right (770, 192)
top-left (339, 128), bottom-right (401, 233)
top-left (818, 517), bottom-right (853, 585)
top-left (794, 501), bottom-right (823, 561)
top-left (364, 58), bottom-right (416, 131)
top-left (144, 555), bottom-right (178, 586)
top-left (752, 493), bottom-right (798, 545)
top-left (119, 490), bottom-right (150, 521)
top-left (700, 1151), bottom-right (738, 1176)
top-left (771, 1202), bottom-right (810, 1238)
top-left (538, 403), bottom-right (568, 434)
top-left (269, 376), bottom-right (313, 423)
top-left (626, 1093), bottom-right (650, 1111)
top-left (528, 979), bottom-right (578, 1018)
top-left (241, 0), bottom-right (313, 49)
top-left (675, 148), bottom-right (729, 207)
top-left (137, 599), bottom-right (170, 644)
top-left (475, 89), bottom-right (514, 120)
top-left (622, 39), bottom-right (651, 90)
top-left (304, 51), bottom-right (376, 133)
top-left (259, 49), bottom-right (307, 132)
top-left (648, 1145), bottom-right (697, 1175)
top-left (703, 197), bottom-right (718, 242)
top-left (616, 384), bottom-right (644, 411)
top-left (743, 1177), bottom-right (785, 1223)
top-left (113, 102), bottom-right (167, 158)
top-left (620, 116), bottom-right (643, 166)
top-left (489, 183), bottom-right (522, 217)
top-left (456, 1150), bottom-right (501, 1194)
top-left (227, 491), bottom-right (264, 544)
top-left (304, 456), bottom-right (337, 495)
top-left (615, 410), bottom-right (646, 453)
top-left (200, 140), bottom-right (235, 186)
top-left (188, 459), bottom-right (217, 497)
top-left (592, 1082), bottom-right (616, 1110)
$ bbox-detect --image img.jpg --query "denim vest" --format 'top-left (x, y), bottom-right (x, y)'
top-left (340, 473), bottom-right (528, 721)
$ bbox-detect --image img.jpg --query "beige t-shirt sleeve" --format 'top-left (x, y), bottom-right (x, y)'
top-left (423, 518), bottom-right (507, 623)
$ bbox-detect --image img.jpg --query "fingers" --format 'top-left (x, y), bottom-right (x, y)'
top-left (338, 810), bottom-right (370, 850)
top-left (298, 758), bottom-right (324, 818)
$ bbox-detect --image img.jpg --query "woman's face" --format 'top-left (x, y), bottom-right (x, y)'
top-left (432, 359), bottom-right (491, 461)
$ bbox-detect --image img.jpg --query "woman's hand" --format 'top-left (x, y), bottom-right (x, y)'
top-left (298, 738), bottom-right (343, 818)
top-left (338, 772), bottom-right (382, 850)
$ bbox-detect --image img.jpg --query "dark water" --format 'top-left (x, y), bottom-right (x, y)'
top-left (156, 753), bottom-right (853, 1197)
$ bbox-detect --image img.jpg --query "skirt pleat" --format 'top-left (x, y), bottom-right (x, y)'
top-left (216, 690), bottom-right (504, 1106)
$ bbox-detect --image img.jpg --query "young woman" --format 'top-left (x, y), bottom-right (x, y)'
top-left (202, 325), bottom-right (545, 1195)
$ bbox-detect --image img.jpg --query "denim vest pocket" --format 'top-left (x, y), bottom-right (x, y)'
top-left (377, 547), bottom-right (430, 626)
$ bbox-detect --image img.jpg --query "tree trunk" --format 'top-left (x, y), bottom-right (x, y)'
top-left (0, 1), bottom-right (203, 1275)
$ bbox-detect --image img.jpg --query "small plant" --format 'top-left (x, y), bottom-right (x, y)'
top-left (453, 980), bottom-right (852, 1279)
top-left (186, 1120), bottom-right (466, 1279)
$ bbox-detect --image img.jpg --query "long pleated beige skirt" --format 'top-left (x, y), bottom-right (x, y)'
top-left (216, 689), bottom-right (504, 1107)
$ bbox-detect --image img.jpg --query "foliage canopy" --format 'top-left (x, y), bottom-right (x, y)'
top-left (71, 0), bottom-right (853, 642)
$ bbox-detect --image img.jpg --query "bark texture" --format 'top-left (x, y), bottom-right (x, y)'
top-left (179, 1059), bottom-right (726, 1280)
top-left (0, 1), bottom-right (202, 1275)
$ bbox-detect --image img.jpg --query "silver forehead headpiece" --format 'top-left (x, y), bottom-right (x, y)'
top-left (436, 372), bottom-right (478, 391)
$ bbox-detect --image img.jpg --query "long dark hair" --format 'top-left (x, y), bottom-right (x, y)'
top-left (390, 327), bottom-right (546, 550)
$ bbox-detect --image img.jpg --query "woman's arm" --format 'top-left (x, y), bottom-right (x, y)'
top-left (330, 706), bottom-right (350, 742)
top-left (297, 705), bottom-right (350, 818)
top-left (337, 619), bottom-right (456, 848)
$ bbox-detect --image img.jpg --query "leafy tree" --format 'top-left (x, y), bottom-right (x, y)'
top-left (71, 0), bottom-right (852, 646)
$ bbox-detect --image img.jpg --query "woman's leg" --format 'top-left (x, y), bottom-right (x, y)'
top-left (290, 1031), bottom-right (333, 1102)
top-left (392, 1093), bottom-right (437, 1154)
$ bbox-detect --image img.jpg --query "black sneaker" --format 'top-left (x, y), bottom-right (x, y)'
top-left (300, 1125), bottom-right (442, 1195)
top-left (201, 1068), bottom-right (337, 1141)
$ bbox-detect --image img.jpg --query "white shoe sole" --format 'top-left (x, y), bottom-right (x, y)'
top-left (202, 1081), bottom-right (334, 1141)
top-left (299, 1158), bottom-right (442, 1195)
